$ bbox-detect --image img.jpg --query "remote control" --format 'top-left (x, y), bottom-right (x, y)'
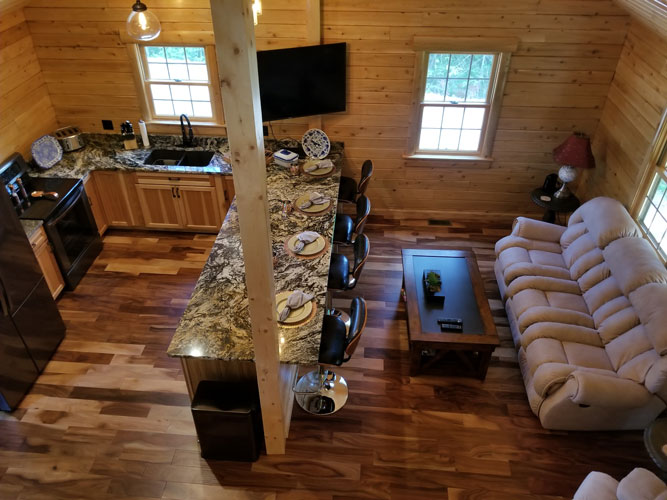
top-left (440, 323), bottom-right (463, 332)
top-left (437, 317), bottom-right (463, 325)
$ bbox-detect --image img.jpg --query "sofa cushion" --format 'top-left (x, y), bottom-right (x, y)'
top-left (521, 322), bottom-right (601, 349)
top-left (560, 221), bottom-right (587, 250)
top-left (544, 291), bottom-right (589, 314)
top-left (604, 238), bottom-right (667, 295)
top-left (567, 196), bottom-right (641, 248)
top-left (563, 342), bottom-right (613, 371)
top-left (605, 324), bottom-right (653, 371)
top-left (583, 276), bottom-right (623, 314)
top-left (518, 306), bottom-right (595, 332)
top-left (629, 283), bottom-right (667, 356)
top-left (597, 306), bottom-right (640, 345)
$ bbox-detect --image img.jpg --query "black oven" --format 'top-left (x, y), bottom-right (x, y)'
top-left (2, 153), bottom-right (102, 291)
top-left (43, 182), bottom-right (102, 289)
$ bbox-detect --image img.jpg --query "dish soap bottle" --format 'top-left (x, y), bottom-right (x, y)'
top-left (121, 120), bottom-right (138, 150)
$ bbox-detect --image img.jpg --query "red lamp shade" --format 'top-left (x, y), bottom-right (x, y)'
top-left (553, 133), bottom-right (596, 169)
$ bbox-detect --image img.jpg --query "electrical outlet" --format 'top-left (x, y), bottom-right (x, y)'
top-left (102, 120), bottom-right (113, 130)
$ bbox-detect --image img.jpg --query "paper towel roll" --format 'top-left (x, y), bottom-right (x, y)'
top-left (138, 120), bottom-right (150, 148)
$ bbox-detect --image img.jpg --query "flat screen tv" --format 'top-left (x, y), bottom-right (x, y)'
top-left (256, 42), bottom-right (346, 122)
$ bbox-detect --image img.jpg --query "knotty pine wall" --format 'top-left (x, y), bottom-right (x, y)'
top-left (578, 20), bottom-right (667, 208)
top-left (0, 7), bottom-right (57, 160)
top-left (19, 0), bottom-right (633, 218)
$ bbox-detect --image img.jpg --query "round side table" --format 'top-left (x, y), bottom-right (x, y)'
top-left (530, 188), bottom-right (580, 224)
top-left (645, 419), bottom-right (667, 473)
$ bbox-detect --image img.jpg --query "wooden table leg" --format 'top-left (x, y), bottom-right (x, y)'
top-left (477, 350), bottom-right (493, 380)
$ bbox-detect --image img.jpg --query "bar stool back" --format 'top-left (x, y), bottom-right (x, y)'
top-left (338, 160), bottom-right (374, 204)
top-left (327, 233), bottom-right (370, 292)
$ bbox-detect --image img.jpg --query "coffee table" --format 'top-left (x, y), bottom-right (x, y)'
top-left (401, 249), bottom-right (499, 379)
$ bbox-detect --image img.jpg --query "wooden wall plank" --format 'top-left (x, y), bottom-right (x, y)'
top-left (0, 11), bottom-right (57, 160)
top-left (578, 19), bottom-right (667, 208)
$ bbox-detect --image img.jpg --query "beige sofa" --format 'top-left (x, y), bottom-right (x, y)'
top-left (573, 468), bottom-right (667, 500)
top-left (495, 197), bottom-right (667, 430)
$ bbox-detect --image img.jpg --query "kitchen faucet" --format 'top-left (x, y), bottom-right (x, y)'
top-left (180, 114), bottom-right (194, 147)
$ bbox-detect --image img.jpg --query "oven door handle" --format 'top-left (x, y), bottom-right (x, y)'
top-left (47, 185), bottom-right (83, 226)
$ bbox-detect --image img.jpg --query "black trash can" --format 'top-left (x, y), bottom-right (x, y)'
top-left (191, 380), bottom-right (264, 461)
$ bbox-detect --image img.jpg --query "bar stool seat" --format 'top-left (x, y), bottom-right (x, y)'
top-left (327, 253), bottom-right (350, 290)
top-left (338, 176), bottom-right (358, 204)
top-left (333, 195), bottom-right (370, 245)
top-left (333, 214), bottom-right (354, 245)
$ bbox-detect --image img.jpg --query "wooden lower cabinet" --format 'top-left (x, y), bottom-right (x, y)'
top-left (134, 172), bottom-right (231, 233)
top-left (83, 173), bottom-right (108, 235)
top-left (136, 184), bottom-right (185, 230)
top-left (178, 185), bottom-right (222, 232)
top-left (29, 226), bottom-right (64, 299)
top-left (92, 171), bottom-right (137, 227)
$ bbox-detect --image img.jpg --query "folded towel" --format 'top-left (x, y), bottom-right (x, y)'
top-left (293, 231), bottom-right (320, 253)
top-left (279, 290), bottom-right (314, 322)
top-left (304, 159), bottom-right (333, 173)
top-left (299, 191), bottom-right (329, 210)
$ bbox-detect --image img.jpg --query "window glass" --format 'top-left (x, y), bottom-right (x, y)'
top-left (417, 52), bottom-right (496, 154)
top-left (141, 45), bottom-right (214, 119)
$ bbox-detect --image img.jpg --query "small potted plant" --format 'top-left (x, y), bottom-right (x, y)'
top-left (423, 269), bottom-right (443, 300)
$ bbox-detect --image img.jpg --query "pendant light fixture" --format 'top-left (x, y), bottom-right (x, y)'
top-left (126, 0), bottom-right (161, 41)
top-left (252, 0), bottom-right (262, 25)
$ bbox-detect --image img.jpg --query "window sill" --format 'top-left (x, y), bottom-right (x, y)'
top-left (403, 153), bottom-right (494, 165)
top-left (147, 119), bottom-right (226, 127)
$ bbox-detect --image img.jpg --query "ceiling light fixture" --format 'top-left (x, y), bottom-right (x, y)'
top-left (126, 0), bottom-right (161, 41)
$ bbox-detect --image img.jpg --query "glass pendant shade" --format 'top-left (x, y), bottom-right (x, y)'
top-left (127, 1), bottom-right (161, 41)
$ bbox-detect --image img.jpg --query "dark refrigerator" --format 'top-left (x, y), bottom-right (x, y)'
top-left (0, 191), bottom-right (65, 411)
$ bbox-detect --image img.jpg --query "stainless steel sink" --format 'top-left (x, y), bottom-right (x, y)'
top-left (144, 149), bottom-right (214, 167)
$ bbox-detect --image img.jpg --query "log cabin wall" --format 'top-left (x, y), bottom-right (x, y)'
top-left (577, 19), bottom-right (667, 208)
top-left (0, 7), bottom-right (57, 160)
top-left (21, 0), bottom-right (631, 218)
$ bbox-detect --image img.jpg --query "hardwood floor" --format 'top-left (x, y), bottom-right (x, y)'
top-left (0, 219), bottom-right (657, 499)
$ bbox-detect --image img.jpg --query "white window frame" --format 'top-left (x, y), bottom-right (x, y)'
top-left (633, 109), bottom-right (667, 262)
top-left (406, 38), bottom-right (515, 161)
top-left (129, 44), bottom-right (224, 126)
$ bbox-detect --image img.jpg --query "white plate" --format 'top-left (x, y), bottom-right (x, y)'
top-left (31, 135), bottom-right (63, 169)
top-left (276, 291), bottom-right (313, 324)
top-left (301, 129), bottom-right (331, 160)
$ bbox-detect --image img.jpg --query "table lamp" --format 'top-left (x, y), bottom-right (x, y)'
top-left (552, 132), bottom-right (595, 199)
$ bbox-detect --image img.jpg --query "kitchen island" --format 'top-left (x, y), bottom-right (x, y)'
top-left (167, 145), bottom-right (343, 423)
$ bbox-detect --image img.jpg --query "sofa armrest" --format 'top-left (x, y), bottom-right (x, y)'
top-left (565, 370), bottom-right (653, 409)
top-left (512, 217), bottom-right (567, 242)
top-left (617, 468), bottom-right (667, 500)
top-left (573, 471), bottom-right (618, 500)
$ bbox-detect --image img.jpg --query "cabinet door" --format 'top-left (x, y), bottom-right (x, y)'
top-left (177, 185), bottom-right (222, 232)
top-left (136, 184), bottom-right (184, 229)
top-left (93, 171), bottom-right (136, 227)
top-left (83, 174), bottom-right (108, 235)
top-left (29, 227), bottom-right (65, 299)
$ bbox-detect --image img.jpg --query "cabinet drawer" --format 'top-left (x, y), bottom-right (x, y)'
top-left (135, 172), bottom-right (214, 187)
top-left (28, 226), bottom-right (48, 250)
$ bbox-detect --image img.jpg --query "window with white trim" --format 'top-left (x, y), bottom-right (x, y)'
top-left (637, 136), bottom-right (667, 260)
top-left (409, 51), bottom-right (509, 158)
top-left (134, 45), bottom-right (223, 124)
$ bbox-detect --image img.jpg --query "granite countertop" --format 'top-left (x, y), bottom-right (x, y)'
top-left (167, 144), bottom-right (343, 365)
top-left (31, 133), bottom-right (233, 179)
top-left (20, 219), bottom-right (43, 239)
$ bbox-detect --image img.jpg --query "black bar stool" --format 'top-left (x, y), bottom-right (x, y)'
top-left (293, 297), bottom-right (368, 415)
top-left (327, 233), bottom-right (370, 292)
top-left (339, 160), bottom-right (373, 204)
top-left (333, 195), bottom-right (371, 245)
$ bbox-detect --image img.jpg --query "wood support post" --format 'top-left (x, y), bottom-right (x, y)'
top-left (306, 0), bottom-right (323, 131)
top-left (209, 0), bottom-right (287, 455)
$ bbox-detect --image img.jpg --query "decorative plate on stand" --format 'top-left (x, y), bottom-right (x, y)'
top-left (301, 128), bottom-right (331, 159)
top-left (31, 135), bottom-right (63, 169)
